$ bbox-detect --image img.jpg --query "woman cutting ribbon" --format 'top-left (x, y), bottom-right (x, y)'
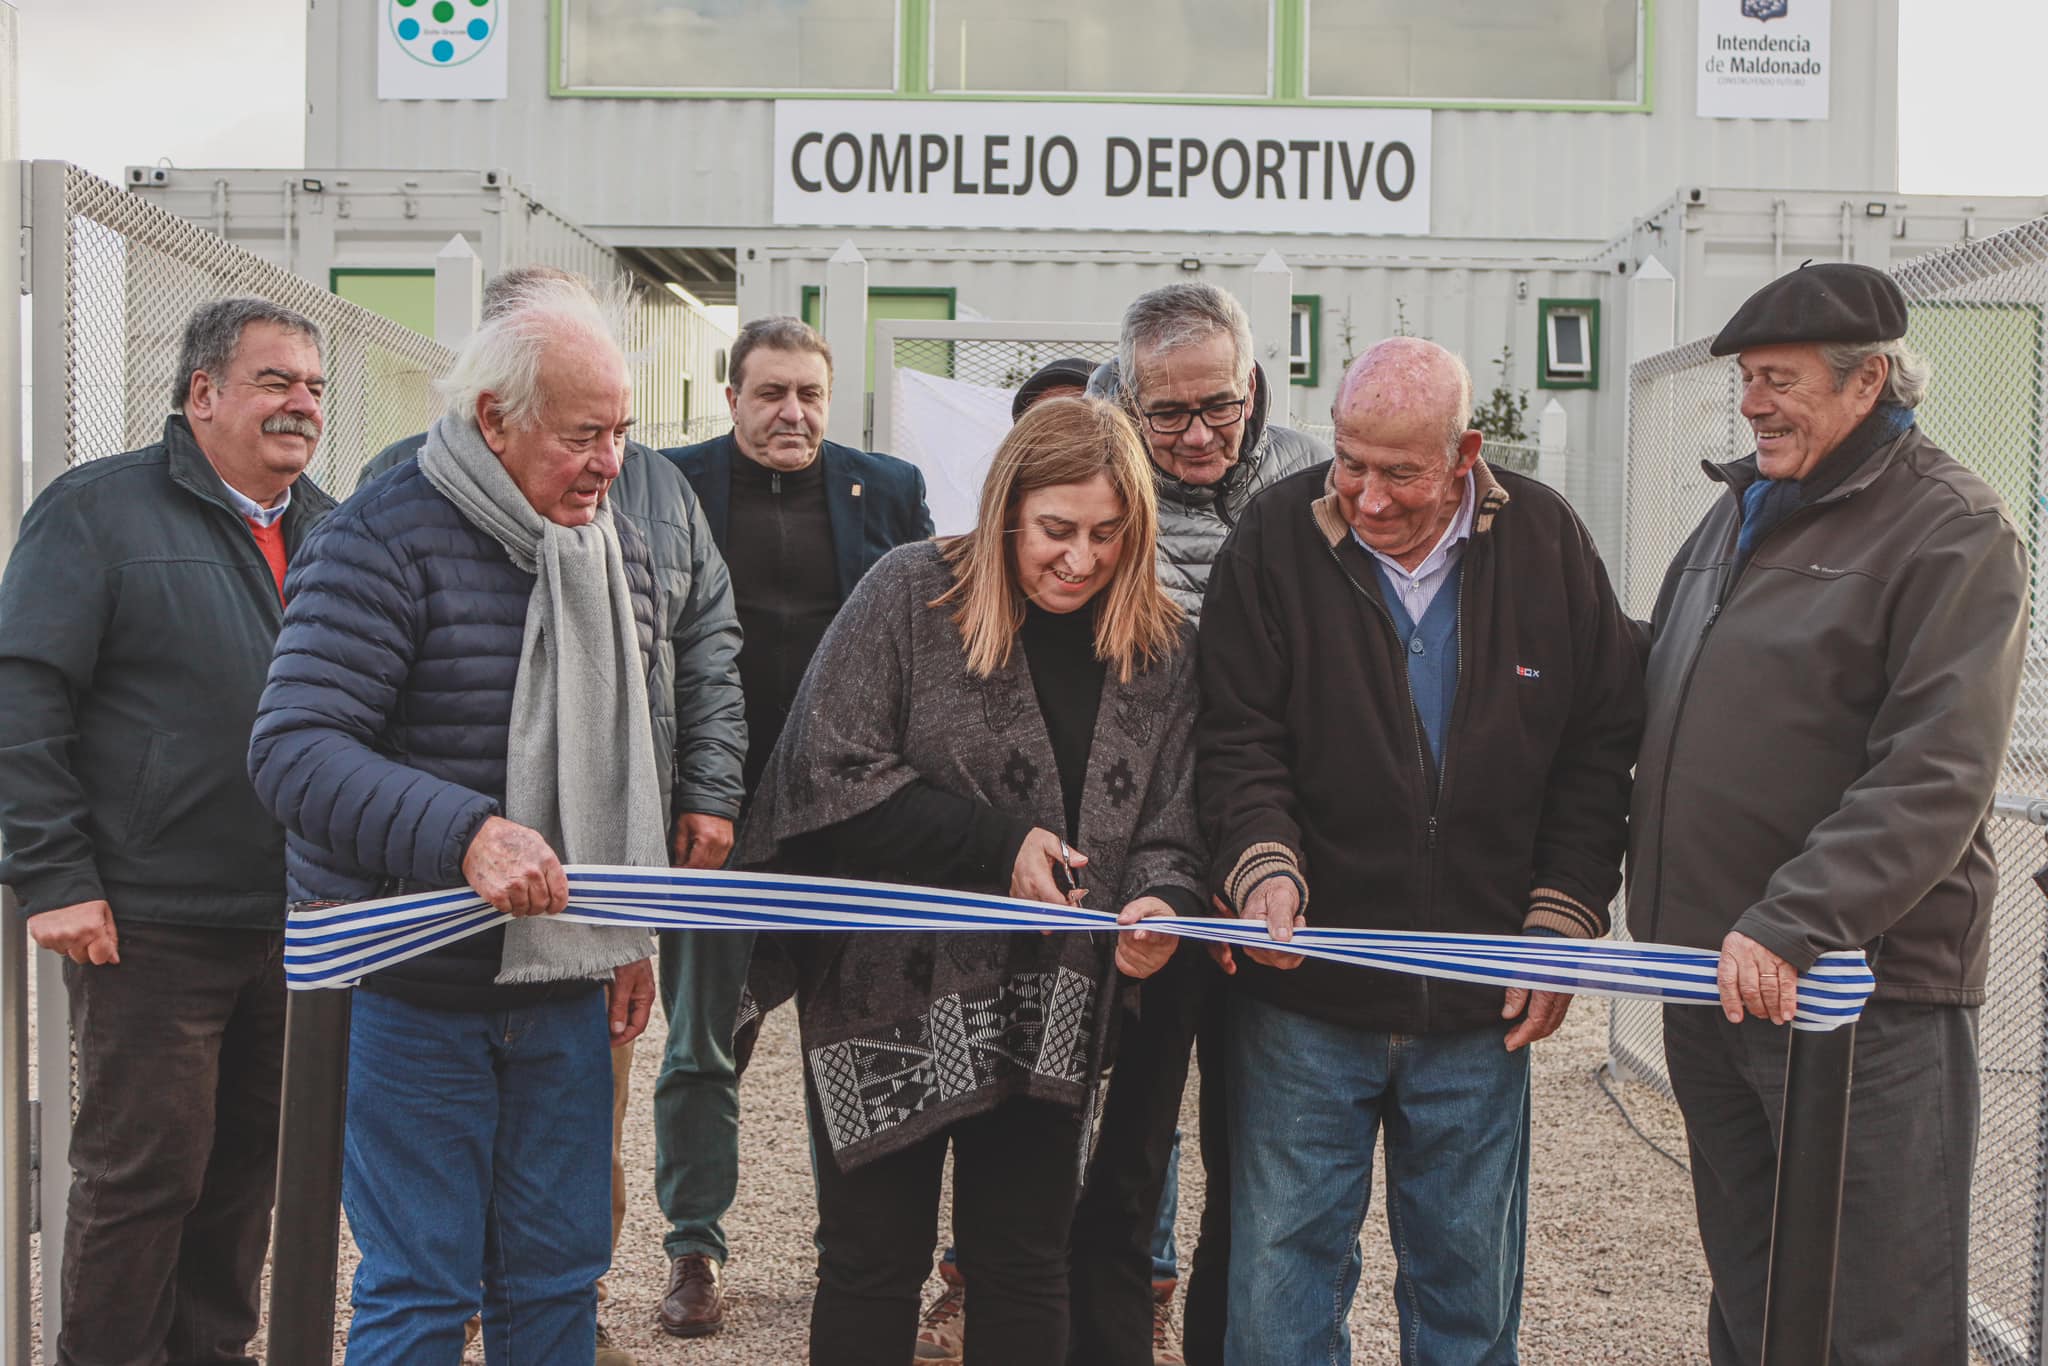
top-left (734, 396), bottom-right (1202, 1366)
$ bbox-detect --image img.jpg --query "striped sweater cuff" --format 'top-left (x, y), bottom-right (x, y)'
top-left (1524, 887), bottom-right (1605, 940)
top-left (1225, 842), bottom-right (1308, 917)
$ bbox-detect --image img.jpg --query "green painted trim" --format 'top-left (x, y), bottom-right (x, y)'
top-left (1274, 0), bottom-right (1303, 102)
top-left (548, 0), bottom-right (1651, 110)
top-left (1536, 298), bottom-right (1600, 392)
top-left (1290, 293), bottom-right (1320, 389)
top-left (548, 0), bottom-right (566, 96)
top-left (801, 284), bottom-right (958, 328)
top-left (902, 0), bottom-right (931, 96)
top-left (329, 267), bottom-right (436, 284)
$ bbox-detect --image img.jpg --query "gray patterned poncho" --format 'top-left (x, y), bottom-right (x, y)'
top-left (736, 541), bottom-right (1203, 1172)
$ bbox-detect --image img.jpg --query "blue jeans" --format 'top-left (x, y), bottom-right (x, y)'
top-left (1152, 1132), bottom-right (1181, 1282)
top-left (342, 987), bottom-right (613, 1365)
top-left (1225, 993), bottom-right (1530, 1366)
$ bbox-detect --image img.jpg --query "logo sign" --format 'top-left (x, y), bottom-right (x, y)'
top-left (379, 0), bottom-right (507, 100)
top-left (772, 102), bottom-right (1432, 236)
top-left (1698, 0), bottom-right (1829, 120)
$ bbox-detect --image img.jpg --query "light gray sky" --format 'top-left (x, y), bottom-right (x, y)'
top-left (10, 0), bottom-right (2045, 200)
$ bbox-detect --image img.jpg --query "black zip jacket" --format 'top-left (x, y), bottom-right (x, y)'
top-left (0, 416), bottom-right (335, 927)
top-left (1195, 459), bottom-right (1643, 1034)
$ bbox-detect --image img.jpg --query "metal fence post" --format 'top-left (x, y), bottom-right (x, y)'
top-left (1760, 1023), bottom-right (1859, 1364)
top-left (824, 239), bottom-right (868, 449)
top-left (434, 233), bottom-right (483, 352)
top-left (264, 988), bottom-right (352, 1365)
top-left (1250, 251), bottom-right (1293, 428)
top-left (1536, 399), bottom-right (1568, 491)
top-left (0, 7), bottom-right (27, 1350)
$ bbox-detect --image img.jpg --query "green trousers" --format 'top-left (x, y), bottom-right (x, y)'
top-left (653, 928), bottom-right (757, 1263)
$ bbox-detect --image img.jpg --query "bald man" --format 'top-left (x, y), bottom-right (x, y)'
top-left (1194, 338), bottom-right (1643, 1363)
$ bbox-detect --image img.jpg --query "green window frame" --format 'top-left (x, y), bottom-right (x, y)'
top-left (1289, 294), bottom-right (1320, 389)
top-left (550, 0), bottom-right (1653, 113)
top-left (799, 284), bottom-right (959, 386)
top-left (1536, 298), bottom-right (1600, 392)
top-left (330, 268), bottom-right (437, 338)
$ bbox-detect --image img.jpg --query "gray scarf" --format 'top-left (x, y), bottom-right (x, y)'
top-left (419, 413), bottom-right (663, 983)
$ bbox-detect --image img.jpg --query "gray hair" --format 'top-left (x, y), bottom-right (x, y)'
top-left (1117, 283), bottom-right (1255, 400)
top-left (436, 273), bottom-right (626, 432)
top-left (171, 297), bottom-right (323, 410)
top-left (728, 316), bottom-right (832, 393)
top-left (482, 264), bottom-right (583, 320)
top-left (1818, 337), bottom-right (1931, 409)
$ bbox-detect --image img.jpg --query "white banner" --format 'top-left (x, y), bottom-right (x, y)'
top-left (1696, 0), bottom-right (1830, 121)
top-left (379, 0), bottom-right (507, 101)
top-left (773, 102), bottom-right (1430, 236)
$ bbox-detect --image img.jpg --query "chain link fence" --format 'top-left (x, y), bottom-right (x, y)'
top-left (35, 164), bottom-right (452, 492)
top-left (1610, 216), bottom-right (2048, 1365)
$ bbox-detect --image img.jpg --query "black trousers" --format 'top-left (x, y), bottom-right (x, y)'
top-left (59, 919), bottom-right (286, 1366)
top-left (1663, 1000), bottom-right (1978, 1366)
top-left (1068, 942), bottom-right (1232, 1366)
top-left (810, 1094), bottom-right (1085, 1366)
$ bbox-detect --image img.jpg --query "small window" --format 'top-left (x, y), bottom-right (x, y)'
top-left (1538, 299), bottom-right (1599, 390)
top-left (561, 0), bottom-right (898, 94)
top-left (1289, 295), bottom-right (1320, 388)
top-left (930, 0), bottom-right (1271, 97)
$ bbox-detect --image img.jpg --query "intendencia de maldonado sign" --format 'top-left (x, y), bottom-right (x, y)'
top-left (772, 102), bottom-right (1433, 236)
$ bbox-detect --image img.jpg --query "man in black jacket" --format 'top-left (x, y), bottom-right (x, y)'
top-left (1196, 338), bottom-right (1641, 1364)
top-left (0, 297), bottom-right (335, 1364)
top-left (656, 316), bottom-right (932, 1337)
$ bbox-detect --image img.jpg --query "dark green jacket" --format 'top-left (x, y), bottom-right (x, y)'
top-left (0, 416), bottom-right (335, 927)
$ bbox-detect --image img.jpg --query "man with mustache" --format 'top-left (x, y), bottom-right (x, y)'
top-left (0, 297), bottom-right (335, 1364)
top-left (656, 316), bottom-right (932, 1339)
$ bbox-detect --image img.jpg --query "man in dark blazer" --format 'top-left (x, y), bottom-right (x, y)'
top-left (655, 316), bottom-right (932, 1338)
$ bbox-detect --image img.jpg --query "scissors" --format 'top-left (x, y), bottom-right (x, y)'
top-left (1056, 838), bottom-right (1085, 901)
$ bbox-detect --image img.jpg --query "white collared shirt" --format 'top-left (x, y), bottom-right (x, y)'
top-left (1352, 471), bottom-right (1475, 622)
top-left (219, 478), bottom-right (291, 528)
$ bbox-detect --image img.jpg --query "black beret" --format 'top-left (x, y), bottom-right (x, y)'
top-left (1710, 261), bottom-right (1908, 356)
top-left (1012, 356), bottom-right (1099, 421)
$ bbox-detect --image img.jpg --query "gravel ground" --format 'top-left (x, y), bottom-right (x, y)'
top-left (503, 993), bottom-right (1712, 1364)
top-left (28, 987), bottom-right (1721, 1362)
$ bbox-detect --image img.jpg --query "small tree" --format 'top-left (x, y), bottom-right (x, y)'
top-left (1470, 344), bottom-right (1530, 445)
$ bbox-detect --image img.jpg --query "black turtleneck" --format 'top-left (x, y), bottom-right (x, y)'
top-left (819, 595), bottom-right (1201, 924)
top-left (724, 453), bottom-right (839, 795)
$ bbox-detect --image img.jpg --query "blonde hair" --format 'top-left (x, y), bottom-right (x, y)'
top-left (936, 397), bottom-right (1181, 682)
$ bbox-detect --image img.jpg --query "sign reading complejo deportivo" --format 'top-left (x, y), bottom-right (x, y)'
top-left (1696, 0), bottom-right (1831, 121)
top-left (772, 102), bottom-right (1431, 235)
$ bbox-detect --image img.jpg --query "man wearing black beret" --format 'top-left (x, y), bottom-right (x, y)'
top-left (1629, 261), bottom-right (2027, 1363)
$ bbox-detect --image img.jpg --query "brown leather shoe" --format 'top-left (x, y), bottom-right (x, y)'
top-left (658, 1253), bottom-right (725, 1338)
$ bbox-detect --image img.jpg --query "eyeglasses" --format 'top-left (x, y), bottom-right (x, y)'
top-left (1140, 397), bottom-right (1248, 436)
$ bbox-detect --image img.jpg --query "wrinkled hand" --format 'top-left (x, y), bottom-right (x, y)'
top-left (1012, 828), bottom-right (1087, 909)
top-left (462, 815), bottom-right (569, 917)
top-left (1240, 874), bottom-right (1305, 971)
top-left (29, 900), bottom-right (119, 966)
top-left (672, 813), bottom-right (735, 870)
top-left (607, 956), bottom-right (655, 1044)
top-left (1114, 897), bottom-right (1177, 979)
top-left (1719, 930), bottom-right (1800, 1025)
top-left (1502, 988), bottom-right (1572, 1051)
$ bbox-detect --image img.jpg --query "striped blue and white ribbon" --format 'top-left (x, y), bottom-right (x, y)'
top-left (284, 866), bottom-right (1874, 1030)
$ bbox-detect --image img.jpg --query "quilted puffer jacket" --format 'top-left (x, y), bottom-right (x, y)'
top-left (1087, 359), bottom-right (1330, 624)
top-left (248, 459), bottom-right (731, 1003)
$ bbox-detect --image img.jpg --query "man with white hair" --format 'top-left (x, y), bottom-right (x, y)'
top-left (249, 276), bottom-right (685, 1361)
top-left (1197, 337), bottom-right (1641, 1363)
top-left (1631, 262), bottom-right (2026, 1363)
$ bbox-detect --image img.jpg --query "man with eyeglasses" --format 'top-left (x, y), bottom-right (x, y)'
top-left (0, 297), bottom-right (337, 1364)
top-left (1063, 282), bottom-right (1327, 1366)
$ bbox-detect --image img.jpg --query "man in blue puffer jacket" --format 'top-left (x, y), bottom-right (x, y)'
top-left (250, 275), bottom-right (725, 1363)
